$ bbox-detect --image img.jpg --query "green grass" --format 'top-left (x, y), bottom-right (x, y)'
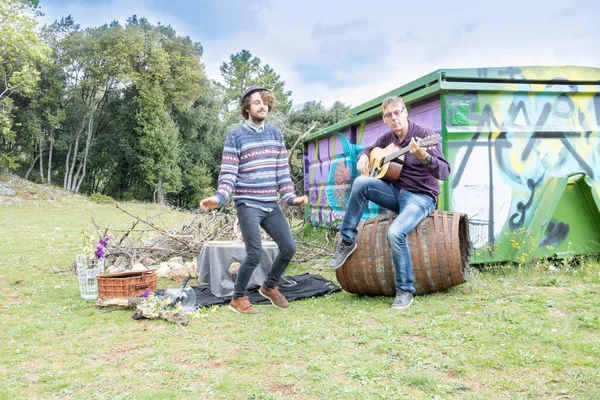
top-left (1, 177), bottom-right (599, 399)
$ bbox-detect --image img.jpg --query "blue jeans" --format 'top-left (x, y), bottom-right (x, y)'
top-left (234, 204), bottom-right (296, 298)
top-left (339, 177), bottom-right (435, 293)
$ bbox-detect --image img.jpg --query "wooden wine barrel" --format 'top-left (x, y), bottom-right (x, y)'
top-left (335, 211), bottom-right (471, 296)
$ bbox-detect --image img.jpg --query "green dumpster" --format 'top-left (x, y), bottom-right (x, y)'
top-left (303, 66), bottom-right (600, 264)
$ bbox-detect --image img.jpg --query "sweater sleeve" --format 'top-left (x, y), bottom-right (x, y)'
top-left (274, 129), bottom-right (298, 205)
top-left (417, 127), bottom-right (451, 180)
top-left (215, 132), bottom-right (240, 207)
top-left (423, 141), bottom-right (451, 180)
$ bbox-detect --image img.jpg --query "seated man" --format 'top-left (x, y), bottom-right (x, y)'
top-left (329, 96), bottom-right (450, 309)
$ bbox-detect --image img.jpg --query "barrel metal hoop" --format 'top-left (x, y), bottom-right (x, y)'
top-left (414, 214), bottom-right (432, 293)
top-left (354, 219), bottom-right (370, 295)
top-left (368, 215), bottom-right (384, 295)
top-left (385, 215), bottom-right (396, 292)
top-left (335, 230), bottom-right (354, 295)
top-left (431, 211), bottom-right (447, 291)
top-left (352, 220), bottom-right (367, 294)
top-left (449, 212), bottom-right (464, 285)
top-left (440, 211), bottom-right (452, 286)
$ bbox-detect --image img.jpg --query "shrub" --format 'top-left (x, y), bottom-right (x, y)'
top-left (89, 192), bottom-right (114, 204)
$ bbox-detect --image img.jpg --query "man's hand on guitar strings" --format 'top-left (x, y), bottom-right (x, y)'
top-left (409, 137), bottom-right (430, 161)
top-left (357, 154), bottom-right (369, 175)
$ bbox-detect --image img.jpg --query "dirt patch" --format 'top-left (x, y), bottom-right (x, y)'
top-left (199, 359), bottom-right (225, 370)
top-left (547, 308), bottom-right (567, 318)
top-left (0, 290), bottom-right (27, 307)
top-left (402, 334), bottom-right (428, 341)
top-left (266, 383), bottom-right (296, 397)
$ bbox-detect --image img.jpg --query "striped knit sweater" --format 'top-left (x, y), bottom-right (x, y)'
top-left (215, 123), bottom-right (298, 207)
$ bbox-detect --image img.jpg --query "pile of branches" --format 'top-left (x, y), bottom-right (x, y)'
top-left (92, 202), bottom-right (333, 268)
top-left (86, 123), bottom-right (330, 269)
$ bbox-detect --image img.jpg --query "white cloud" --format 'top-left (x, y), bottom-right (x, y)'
top-left (39, 0), bottom-right (168, 32)
top-left (38, 0), bottom-right (600, 109)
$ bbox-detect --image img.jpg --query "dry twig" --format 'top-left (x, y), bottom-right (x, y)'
top-left (114, 203), bottom-right (193, 251)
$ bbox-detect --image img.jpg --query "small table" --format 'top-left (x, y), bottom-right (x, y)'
top-left (196, 240), bottom-right (280, 298)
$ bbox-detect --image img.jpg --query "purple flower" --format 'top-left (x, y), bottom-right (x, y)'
top-left (94, 245), bottom-right (106, 259)
top-left (94, 237), bottom-right (109, 260)
top-left (142, 289), bottom-right (150, 298)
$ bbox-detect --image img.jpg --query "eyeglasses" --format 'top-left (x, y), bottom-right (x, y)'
top-left (383, 109), bottom-right (405, 120)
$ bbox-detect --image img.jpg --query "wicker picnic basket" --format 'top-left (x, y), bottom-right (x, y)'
top-left (97, 269), bottom-right (157, 299)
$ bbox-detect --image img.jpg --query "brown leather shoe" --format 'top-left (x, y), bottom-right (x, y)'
top-left (229, 296), bottom-right (259, 314)
top-left (259, 285), bottom-right (289, 308)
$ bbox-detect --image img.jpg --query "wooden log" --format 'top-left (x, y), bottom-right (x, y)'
top-left (95, 297), bottom-right (143, 308)
top-left (94, 296), bottom-right (189, 325)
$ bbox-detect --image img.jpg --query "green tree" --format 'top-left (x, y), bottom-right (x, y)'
top-left (218, 50), bottom-right (260, 112)
top-left (218, 50), bottom-right (292, 127)
top-left (286, 100), bottom-right (351, 136)
top-left (0, 0), bottom-right (50, 173)
top-left (136, 80), bottom-right (181, 205)
top-left (257, 64), bottom-right (292, 115)
top-left (284, 100), bottom-right (351, 192)
top-left (125, 16), bottom-right (206, 205)
top-left (173, 82), bottom-right (226, 208)
top-left (15, 16), bottom-right (76, 184)
top-left (84, 87), bottom-right (143, 199)
top-left (56, 22), bottom-right (130, 192)
top-left (125, 16), bottom-right (205, 113)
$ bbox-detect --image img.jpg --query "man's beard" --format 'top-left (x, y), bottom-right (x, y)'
top-left (249, 113), bottom-right (266, 124)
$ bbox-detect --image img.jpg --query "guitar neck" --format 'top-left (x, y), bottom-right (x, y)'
top-left (383, 147), bottom-right (410, 164)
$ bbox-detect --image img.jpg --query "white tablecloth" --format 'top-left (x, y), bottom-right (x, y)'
top-left (196, 241), bottom-right (280, 298)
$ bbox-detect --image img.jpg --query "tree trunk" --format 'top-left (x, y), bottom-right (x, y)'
top-left (38, 138), bottom-right (45, 184)
top-left (63, 140), bottom-right (71, 188)
top-left (24, 153), bottom-right (40, 180)
top-left (66, 111), bottom-right (88, 191)
top-left (102, 177), bottom-right (112, 194)
top-left (47, 135), bottom-right (54, 184)
top-left (156, 174), bottom-right (165, 205)
top-left (74, 105), bottom-right (95, 193)
top-left (73, 158), bottom-right (84, 193)
top-left (67, 129), bottom-right (82, 191)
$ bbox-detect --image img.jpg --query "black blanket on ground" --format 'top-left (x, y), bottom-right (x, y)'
top-left (157, 273), bottom-right (341, 308)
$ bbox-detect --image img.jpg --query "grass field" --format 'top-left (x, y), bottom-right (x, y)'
top-left (1, 176), bottom-right (599, 399)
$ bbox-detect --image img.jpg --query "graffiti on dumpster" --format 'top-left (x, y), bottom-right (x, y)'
top-left (507, 176), bottom-right (544, 231)
top-left (304, 67), bottom-right (600, 255)
top-left (448, 68), bottom-right (600, 250)
top-left (538, 220), bottom-right (570, 249)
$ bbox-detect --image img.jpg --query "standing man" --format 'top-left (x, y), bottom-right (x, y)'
top-left (200, 86), bottom-right (308, 315)
top-left (329, 96), bottom-right (450, 309)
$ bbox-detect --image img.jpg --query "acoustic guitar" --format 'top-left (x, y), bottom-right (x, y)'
top-left (361, 134), bottom-right (441, 183)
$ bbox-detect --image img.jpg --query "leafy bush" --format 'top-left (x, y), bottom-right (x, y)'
top-left (89, 192), bottom-right (114, 204)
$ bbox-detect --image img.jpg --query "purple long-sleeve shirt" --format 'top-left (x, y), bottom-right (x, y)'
top-left (359, 120), bottom-right (451, 203)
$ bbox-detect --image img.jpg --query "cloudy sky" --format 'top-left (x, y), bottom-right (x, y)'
top-left (38, 0), bottom-right (599, 108)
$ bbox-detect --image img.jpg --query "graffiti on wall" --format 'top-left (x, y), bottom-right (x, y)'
top-left (304, 100), bottom-right (442, 227)
top-left (304, 122), bottom-right (383, 227)
top-left (448, 67), bottom-right (600, 250)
